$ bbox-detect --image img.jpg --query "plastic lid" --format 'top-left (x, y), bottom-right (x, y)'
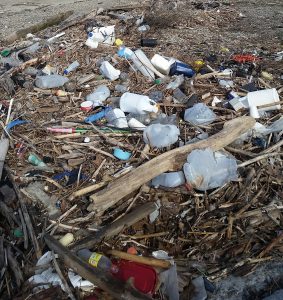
top-left (115, 38), bottom-right (123, 46)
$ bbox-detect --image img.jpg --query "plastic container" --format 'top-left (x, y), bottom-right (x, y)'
top-left (184, 103), bottom-right (216, 125)
top-left (100, 61), bottom-right (120, 81)
top-left (117, 46), bottom-right (133, 59)
top-left (105, 108), bottom-right (128, 128)
top-left (169, 61), bottom-right (195, 78)
top-left (112, 260), bottom-right (157, 295)
top-left (130, 50), bottom-right (155, 80)
top-left (143, 124), bottom-right (180, 148)
top-left (77, 249), bottom-right (117, 272)
top-left (80, 100), bottom-right (93, 112)
top-left (166, 74), bottom-right (185, 90)
top-left (152, 171), bottom-right (185, 188)
top-left (151, 54), bottom-right (175, 75)
top-left (141, 38), bottom-right (157, 47)
top-left (64, 61), bottom-right (80, 75)
top-left (86, 85), bottom-right (110, 107)
top-left (86, 25), bottom-right (115, 48)
top-left (35, 75), bottom-right (69, 89)
top-left (183, 148), bottom-right (238, 191)
top-left (120, 92), bottom-right (158, 115)
top-left (247, 88), bottom-right (280, 113)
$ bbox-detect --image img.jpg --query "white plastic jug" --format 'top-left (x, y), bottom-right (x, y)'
top-left (151, 54), bottom-right (175, 75)
top-left (100, 61), bottom-right (120, 81)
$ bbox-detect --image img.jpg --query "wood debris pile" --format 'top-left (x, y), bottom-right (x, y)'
top-left (0, 1), bottom-right (282, 299)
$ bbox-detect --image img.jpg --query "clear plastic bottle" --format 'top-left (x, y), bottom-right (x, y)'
top-left (77, 249), bottom-right (118, 273)
top-left (184, 103), bottom-right (216, 125)
top-left (64, 61), bottom-right (80, 75)
top-left (151, 171), bottom-right (185, 188)
top-left (130, 50), bottom-right (155, 80)
top-left (35, 75), bottom-right (69, 89)
top-left (86, 85), bottom-right (110, 106)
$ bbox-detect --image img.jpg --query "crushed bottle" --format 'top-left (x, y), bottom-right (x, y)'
top-left (183, 148), bottom-right (238, 191)
top-left (143, 124), bottom-right (180, 148)
top-left (184, 103), bottom-right (216, 125)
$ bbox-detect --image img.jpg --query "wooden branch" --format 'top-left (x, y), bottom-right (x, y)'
top-left (51, 251), bottom-right (76, 300)
top-left (71, 202), bottom-right (158, 252)
top-left (258, 232), bottom-right (283, 258)
top-left (4, 166), bottom-right (42, 259)
top-left (45, 234), bottom-right (151, 300)
top-left (88, 116), bottom-right (256, 214)
top-left (107, 250), bottom-right (171, 269)
top-left (6, 246), bottom-right (24, 288)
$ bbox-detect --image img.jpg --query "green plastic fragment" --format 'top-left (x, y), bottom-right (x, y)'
top-left (1, 49), bottom-right (11, 57)
top-left (13, 228), bottom-right (23, 238)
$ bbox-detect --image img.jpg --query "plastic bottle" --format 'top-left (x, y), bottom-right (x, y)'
top-left (184, 103), bottom-right (216, 125)
top-left (120, 92), bottom-right (158, 115)
top-left (35, 75), bottom-right (69, 89)
top-left (126, 113), bottom-right (151, 125)
top-left (151, 171), bottom-right (185, 188)
top-left (143, 124), bottom-right (180, 148)
top-left (64, 61), bottom-right (80, 75)
top-left (115, 84), bottom-right (128, 93)
top-left (151, 54), bottom-right (175, 75)
top-left (118, 46), bottom-right (133, 59)
top-left (169, 62), bottom-right (195, 78)
top-left (105, 108), bottom-right (128, 128)
top-left (183, 148), bottom-right (238, 191)
top-left (130, 50), bottom-right (155, 80)
top-left (100, 61), bottom-right (120, 81)
top-left (77, 249), bottom-right (118, 273)
top-left (86, 85), bottom-right (110, 106)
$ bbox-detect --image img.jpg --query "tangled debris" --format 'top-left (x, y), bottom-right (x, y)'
top-left (0, 1), bottom-right (282, 299)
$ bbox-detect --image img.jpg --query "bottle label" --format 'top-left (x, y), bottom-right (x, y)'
top-left (88, 253), bottom-right (102, 267)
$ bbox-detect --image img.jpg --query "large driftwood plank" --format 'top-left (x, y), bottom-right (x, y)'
top-left (88, 116), bottom-right (255, 213)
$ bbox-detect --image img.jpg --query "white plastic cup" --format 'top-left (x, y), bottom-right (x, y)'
top-left (120, 92), bottom-right (158, 115)
top-left (80, 100), bottom-right (93, 111)
top-left (247, 88), bottom-right (280, 112)
top-left (151, 54), bottom-right (175, 75)
top-left (128, 118), bottom-right (146, 130)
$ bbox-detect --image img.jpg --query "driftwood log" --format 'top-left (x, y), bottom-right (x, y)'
top-left (87, 116), bottom-right (256, 214)
top-left (72, 202), bottom-right (158, 252)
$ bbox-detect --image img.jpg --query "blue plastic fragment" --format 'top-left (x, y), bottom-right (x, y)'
top-left (85, 107), bottom-right (111, 123)
top-left (6, 120), bottom-right (29, 132)
top-left (113, 148), bottom-right (132, 160)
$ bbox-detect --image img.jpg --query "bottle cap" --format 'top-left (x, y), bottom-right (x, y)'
top-left (115, 39), bottom-right (123, 47)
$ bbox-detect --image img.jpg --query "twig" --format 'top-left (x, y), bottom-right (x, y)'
top-left (238, 152), bottom-right (281, 167)
top-left (51, 251), bottom-right (76, 300)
